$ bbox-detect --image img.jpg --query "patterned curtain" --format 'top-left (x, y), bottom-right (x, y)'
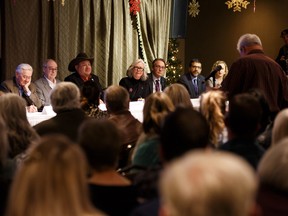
top-left (2, 0), bottom-right (171, 88)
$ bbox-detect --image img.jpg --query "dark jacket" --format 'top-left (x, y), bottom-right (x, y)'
top-left (119, 77), bottom-right (149, 101)
top-left (178, 73), bottom-right (206, 98)
top-left (147, 73), bottom-right (166, 95)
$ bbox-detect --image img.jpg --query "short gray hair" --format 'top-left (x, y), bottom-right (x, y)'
top-left (15, 63), bottom-right (33, 74)
top-left (50, 82), bottom-right (81, 113)
top-left (126, 59), bottom-right (148, 81)
top-left (237, 33), bottom-right (262, 53)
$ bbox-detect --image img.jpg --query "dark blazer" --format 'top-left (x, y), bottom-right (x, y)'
top-left (178, 73), bottom-right (206, 98)
top-left (64, 72), bottom-right (103, 98)
top-left (0, 77), bottom-right (43, 109)
top-left (34, 76), bottom-right (61, 106)
top-left (33, 108), bottom-right (87, 142)
top-left (147, 73), bottom-right (166, 95)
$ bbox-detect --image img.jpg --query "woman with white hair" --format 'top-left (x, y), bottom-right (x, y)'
top-left (119, 59), bottom-right (149, 101)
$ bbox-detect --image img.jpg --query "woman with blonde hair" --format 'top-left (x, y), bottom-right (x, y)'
top-left (164, 83), bottom-right (193, 108)
top-left (206, 60), bottom-right (228, 89)
top-left (200, 90), bottom-right (227, 148)
top-left (119, 59), bottom-right (149, 101)
top-left (5, 135), bottom-right (104, 216)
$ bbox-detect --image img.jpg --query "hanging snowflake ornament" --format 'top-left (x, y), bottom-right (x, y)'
top-left (225, 0), bottom-right (250, 12)
top-left (188, 0), bottom-right (200, 17)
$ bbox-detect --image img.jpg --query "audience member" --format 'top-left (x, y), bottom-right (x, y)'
top-left (0, 93), bottom-right (39, 164)
top-left (78, 119), bottom-right (139, 216)
top-left (159, 150), bottom-right (259, 216)
top-left (132, 92), bottom-right (174, 169)
top-left (147, 58), bottom-right (166, 94)
top-left (221, 33), bottom-right (288, 118)
top-left (130, 107), bottom-right (210, 215)
top-left (105, 85), bottom-right (142, 168)
top-left (34, 59), bottom-right (61, 106)
top-left (219, 93), bottom-right (265, 170)
top-left (163, 83), bottom-right (193, 108)
top-left (64, 52), bottom-right (103, 98)
top-left (80, 80), bottom-right (108, 118)
top-left (119, 59), bottom-right (149, 101)
top-left (200, 90), bottom-right (227, 148)
top-left (257, 138), bottom-right (288, 216)
top-left (206, 60), bottom-right (228, 89)
top-left (0, 63), bottom-right (43, 112)
top-left (5, 135), bottom-right (104, 216)
top-left (34, 82), bottom-right (87, 142)
top-left (178, 58), bottom-right (206, 98)
top-left (271, 108), bottom-right (288, 146)
top-left (275, 28), bottom-right (288, 74)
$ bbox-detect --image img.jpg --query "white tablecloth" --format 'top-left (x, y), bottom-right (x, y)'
top-left (27, 99), bottom-right (199, 126)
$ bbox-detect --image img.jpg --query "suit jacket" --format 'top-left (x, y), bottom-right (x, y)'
top-left (147, 73), bottom-right (166, 95)
top-left (34, 76), bottom-right (61, 106)
top-left (0, 77), bottom-right (43, 109)
top-left (178, 73), bottom-right (206, 98)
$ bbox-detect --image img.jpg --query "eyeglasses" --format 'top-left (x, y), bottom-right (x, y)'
top-left (154, 65), bottom-right (166, 70)
top-left (191, 65), bottom-right (202, 69)
top-left (45, 67), bottom-right (58, 71)
top-left (20, 74), bottom-right (32, 80)
top-left (134, 66), bottom-right (144, 71)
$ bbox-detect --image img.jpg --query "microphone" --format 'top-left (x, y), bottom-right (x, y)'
top-left (205, 65), bottom-right (222, 81)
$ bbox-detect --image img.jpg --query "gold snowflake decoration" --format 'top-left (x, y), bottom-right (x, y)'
top-left (225, 0), bottom-right (250, 12)
top-left (188, 0), bottom-right (200, 17)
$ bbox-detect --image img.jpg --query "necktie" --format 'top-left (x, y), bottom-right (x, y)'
top-left (192, 78), bottom-right (198, 95)
top-left (155, 79), bottom-right (160, 92)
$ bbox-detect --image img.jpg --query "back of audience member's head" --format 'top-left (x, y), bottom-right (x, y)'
top-left (0, 93), bottom-right (39, 158)
top-left (78, 119), bottom-right (121, 171)
top-left (200, 90), bottom-right (226, 148)
top-left (81, 80), bottom-right (101, 107)
top-left (163, 83), bottom-right (193, 108)
top-left (271, 108), bottom-right (288, 146)
top-left (160, 150), bottom-right (258, 216)
top-left (258, 137), bottom-right (288, 192)
top-left (50, 82), bottom-right (81, 113)
top-left (6, 135), bottom-right (101, 216)
top-left (225, 93), bottom-right (262, 139)
top-left (104, 85), bottom-right (130, 114)
top-left (142, 92), bottom-right (175, 135)
top-left (160, 107), bottom-right (210, 162)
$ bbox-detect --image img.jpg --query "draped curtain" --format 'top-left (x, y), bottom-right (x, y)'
top-left (2, 0), bottom-right (171, 88)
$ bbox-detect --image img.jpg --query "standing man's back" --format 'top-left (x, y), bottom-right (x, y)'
top-left (221, 33), bottom-right (288, 117)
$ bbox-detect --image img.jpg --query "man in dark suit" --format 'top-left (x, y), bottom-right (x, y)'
top-left (34, 59), bottom-right (61, 106)
top-left (147, 58), bottom-right (166, 95)
top-left (178, 58), bottom-right (206, 98)
top-left (0, 63), bottom-right (42, 112)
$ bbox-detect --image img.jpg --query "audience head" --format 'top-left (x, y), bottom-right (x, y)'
top-left (160, 107), bottom-right (210, 162)
top-left (164, 83), bottom-right (193, 108)
top-left (236, 34), bottom-right (262, 56)
top-left (68, 52), bottom-right (94, 78)
top-left (126, 59), bottom-right (148, 81)
top-left (104, 85), bottom-right (130, 114)
top-left (0, 93), bottom-right (38, 158)
top-left (81, 80), bottom-right (101, 107)
top-left (211, 60), bottom-right (229, 79)
top-left (280, 28), bottom-right (288, 45)
top-left (160, 150), bottom-right (257, 216)
top-left (6, 135), bottom-right (100, 216)
top-left (271, 108), bottom-right (288, 146)
top-left (78, 119), bottom-right (121, 171)
top-left (200, 90), bottom-right (226, 147)
top-left (188, 58), bottom-right (202, 77)
top-left (225, 93), bottom-right (262, 139)
top-left (15, 63), bottom-right (33, 87)
top-left (42, 59), bottom-right (58, 82)
top-left (152, 58), bottom-right (166, 79)
top-left (142, 92), bottom-right (174, 134)
top-left (50, 82), bottom-right (81, 113)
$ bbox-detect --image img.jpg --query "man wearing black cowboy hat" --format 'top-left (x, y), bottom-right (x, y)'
top-left (64, 52), bottom-right (103, 97)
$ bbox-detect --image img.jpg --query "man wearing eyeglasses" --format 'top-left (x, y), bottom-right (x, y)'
top-left (178, 58), bottom-right (206, 98)
top-left (34, 59), bottom-right (61, 106)
top-left (0, 63), bottom-right (43, 112)
top-left (147, 58), bottom-right (167, 95)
